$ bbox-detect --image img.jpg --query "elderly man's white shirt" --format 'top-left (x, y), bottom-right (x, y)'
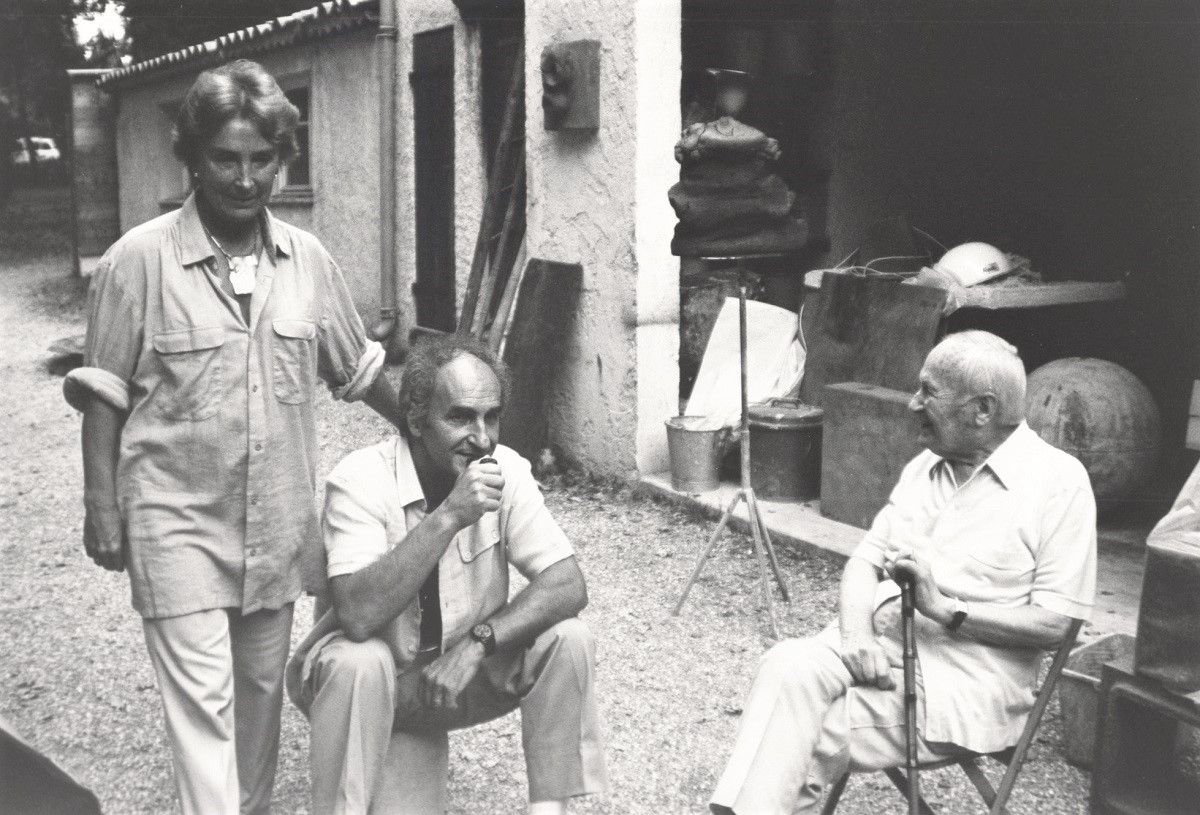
top-left (851, 421), bottom-right (1096, 753)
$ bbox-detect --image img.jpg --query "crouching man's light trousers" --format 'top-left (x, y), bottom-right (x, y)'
top-left (299, 618), bottom-right (607, 814)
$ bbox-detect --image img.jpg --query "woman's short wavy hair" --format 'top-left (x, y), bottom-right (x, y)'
top-left (172, 59), bottom-right (300, 170)
top-left (399, 334), bottom-right (511, 438)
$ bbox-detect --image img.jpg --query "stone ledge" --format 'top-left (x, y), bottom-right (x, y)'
top-left (637, 471), bottom-right (863, 560)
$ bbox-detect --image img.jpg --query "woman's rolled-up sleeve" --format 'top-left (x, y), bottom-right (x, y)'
top-left (316, 255), bottom-right (385, 402)
top-left (63, 253), bottom-right (144, 413)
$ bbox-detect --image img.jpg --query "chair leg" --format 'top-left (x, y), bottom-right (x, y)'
top-left (819, 772), bottom-right (849, 815)
top-left (883, 768), bottom-right (939, 815)
top-left (956, 756), bottom-right (1016, 815)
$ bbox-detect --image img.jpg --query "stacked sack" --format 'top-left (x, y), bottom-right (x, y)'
top-left (669, 115), bottom-right (807, 257)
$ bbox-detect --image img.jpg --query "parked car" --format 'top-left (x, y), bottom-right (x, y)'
top-left (12, 136), bottom-right (61, 166)
top-left (11, 137), bottom-right (63, 183)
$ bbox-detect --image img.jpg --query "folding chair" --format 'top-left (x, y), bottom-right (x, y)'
top-left (820, 618), bottom-right (1084, 815)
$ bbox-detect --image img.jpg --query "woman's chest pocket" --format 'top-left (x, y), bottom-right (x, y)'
top-left (151, 326), bottom-right (226, 421)
top-left (272, 318), bottom-right (317, 404)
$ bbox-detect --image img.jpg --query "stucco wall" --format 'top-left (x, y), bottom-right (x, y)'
top-left (306, 30), bottom-right (381, 319)
top-left (394, 0), bottom-right (679, 477)
top-left (112, 31), bottom-right (380, 318)
top-left (526, 0), bottom-right (681, 476)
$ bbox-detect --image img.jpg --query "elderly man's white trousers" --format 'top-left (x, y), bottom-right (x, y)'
top-left (302, 618), bottom-right (607, 814)
top-left (711, 625), bottom-right (945, 814)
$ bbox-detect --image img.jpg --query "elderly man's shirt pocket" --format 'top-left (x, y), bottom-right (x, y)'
top-left (271, 318), bottom-right (317, 403)
top-left (151, 326), bottom-right (225, 420)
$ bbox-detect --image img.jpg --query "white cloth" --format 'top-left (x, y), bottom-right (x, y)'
top-left (852, 421), bottom-right (1096, 752)
top-left (685, 297), bottom-right (804, 428)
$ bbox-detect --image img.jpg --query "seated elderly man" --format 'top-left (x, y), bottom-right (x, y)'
top-left (710, 330), bottom-right (1096, 814)
top-left (286, 334), bottom-right (607, 815)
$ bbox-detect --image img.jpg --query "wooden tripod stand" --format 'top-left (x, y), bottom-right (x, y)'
top-left (672, 256), bottom-right (791, 639)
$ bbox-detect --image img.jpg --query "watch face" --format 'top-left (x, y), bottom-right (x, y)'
top-left (472, 623), bottom-right (493, 640)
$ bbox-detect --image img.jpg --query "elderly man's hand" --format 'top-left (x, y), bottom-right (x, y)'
top-left (883, 539), bottom-right (953, 625)
top-left (419, 637), bottom-right (486, 711)
top-left (838, 634), bottom-right (898, 690)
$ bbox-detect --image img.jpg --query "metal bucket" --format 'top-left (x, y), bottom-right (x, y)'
top-left (665, 416), bottom-right (728, 494)
top-left (748, 398), bottom-right (824, 501)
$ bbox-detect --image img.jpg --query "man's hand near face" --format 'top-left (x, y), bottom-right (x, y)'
top-left (439, 458), bottom-right (504, 531)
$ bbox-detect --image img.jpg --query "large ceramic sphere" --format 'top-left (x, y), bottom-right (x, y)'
top-left (1025, 358), bottom-right (1161, 500)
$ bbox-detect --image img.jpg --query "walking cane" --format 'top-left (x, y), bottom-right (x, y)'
top-left (899, 574), bottom-right (921, 815)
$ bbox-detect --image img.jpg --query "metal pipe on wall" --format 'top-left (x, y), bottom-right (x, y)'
top-left (370, 0), bottom-right (403, 357)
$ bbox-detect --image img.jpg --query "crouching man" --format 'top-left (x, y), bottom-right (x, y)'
top-left (709, 330), bottom-right (1096, 814)
top-left (286, 335), bottom-right (607, 815)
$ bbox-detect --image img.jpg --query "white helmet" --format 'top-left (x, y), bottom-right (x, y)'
top-left (934, 242), bottom-right (1011, 287)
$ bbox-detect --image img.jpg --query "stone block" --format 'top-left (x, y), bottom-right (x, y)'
top-left (820, 381), bottom-right (923, 529)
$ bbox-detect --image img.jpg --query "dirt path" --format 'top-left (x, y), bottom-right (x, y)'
top-left (0, 189), bottom-right (1091, 813)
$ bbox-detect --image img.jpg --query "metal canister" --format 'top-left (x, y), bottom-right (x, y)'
top-left (748, 398), bottom-right (824, 501)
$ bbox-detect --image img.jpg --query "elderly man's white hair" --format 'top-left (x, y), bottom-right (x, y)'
top-left (926, 330), bottom-right (1027, 426)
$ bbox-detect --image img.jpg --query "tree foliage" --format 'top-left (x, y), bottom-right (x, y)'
top-left (0, 0), bottom-right (79, 139)
top-left (123, 0), bottom-right (317, 62)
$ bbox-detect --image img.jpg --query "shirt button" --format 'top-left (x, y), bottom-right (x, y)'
top-left (251, 384), bottom-right (259, 393)
top-left (248, 547), bottom-right (258, 556)
top-left (250, 497), bottom-right (258, 506)
top-left (254, 443), bottom-right (263, 452)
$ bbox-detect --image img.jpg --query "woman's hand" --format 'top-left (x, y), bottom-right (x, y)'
top-left (84, 498), bottom-right (126, 572)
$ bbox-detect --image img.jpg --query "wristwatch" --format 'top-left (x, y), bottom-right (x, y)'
top-left (470, 621), bottom-right (497, 656)
top-left (946, 598), bottom-right (969, 632)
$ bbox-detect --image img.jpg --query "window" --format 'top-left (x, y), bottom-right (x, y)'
top-left (279, 86), bottom-right (310, 189)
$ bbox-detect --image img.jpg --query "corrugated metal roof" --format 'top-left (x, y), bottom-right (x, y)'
top-left (96, 0), bottom-right (380, 90)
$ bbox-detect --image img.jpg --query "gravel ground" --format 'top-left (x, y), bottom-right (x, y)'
top-left (0, 188), bottom-right (1092, 813)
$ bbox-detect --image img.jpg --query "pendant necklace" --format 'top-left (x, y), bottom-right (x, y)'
top-left (207, 228), bottom-right (260, 296)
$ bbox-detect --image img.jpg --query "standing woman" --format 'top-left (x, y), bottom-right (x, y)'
top-left (64, 60), bottom-right (401, 813)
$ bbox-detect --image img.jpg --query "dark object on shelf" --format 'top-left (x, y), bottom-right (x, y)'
top-left (747, 398), bottom-right (822, 501)
top-left (1091, 654), bottom-right (1200, 814)
top-left (798, 271), bottom-right (947, 407)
